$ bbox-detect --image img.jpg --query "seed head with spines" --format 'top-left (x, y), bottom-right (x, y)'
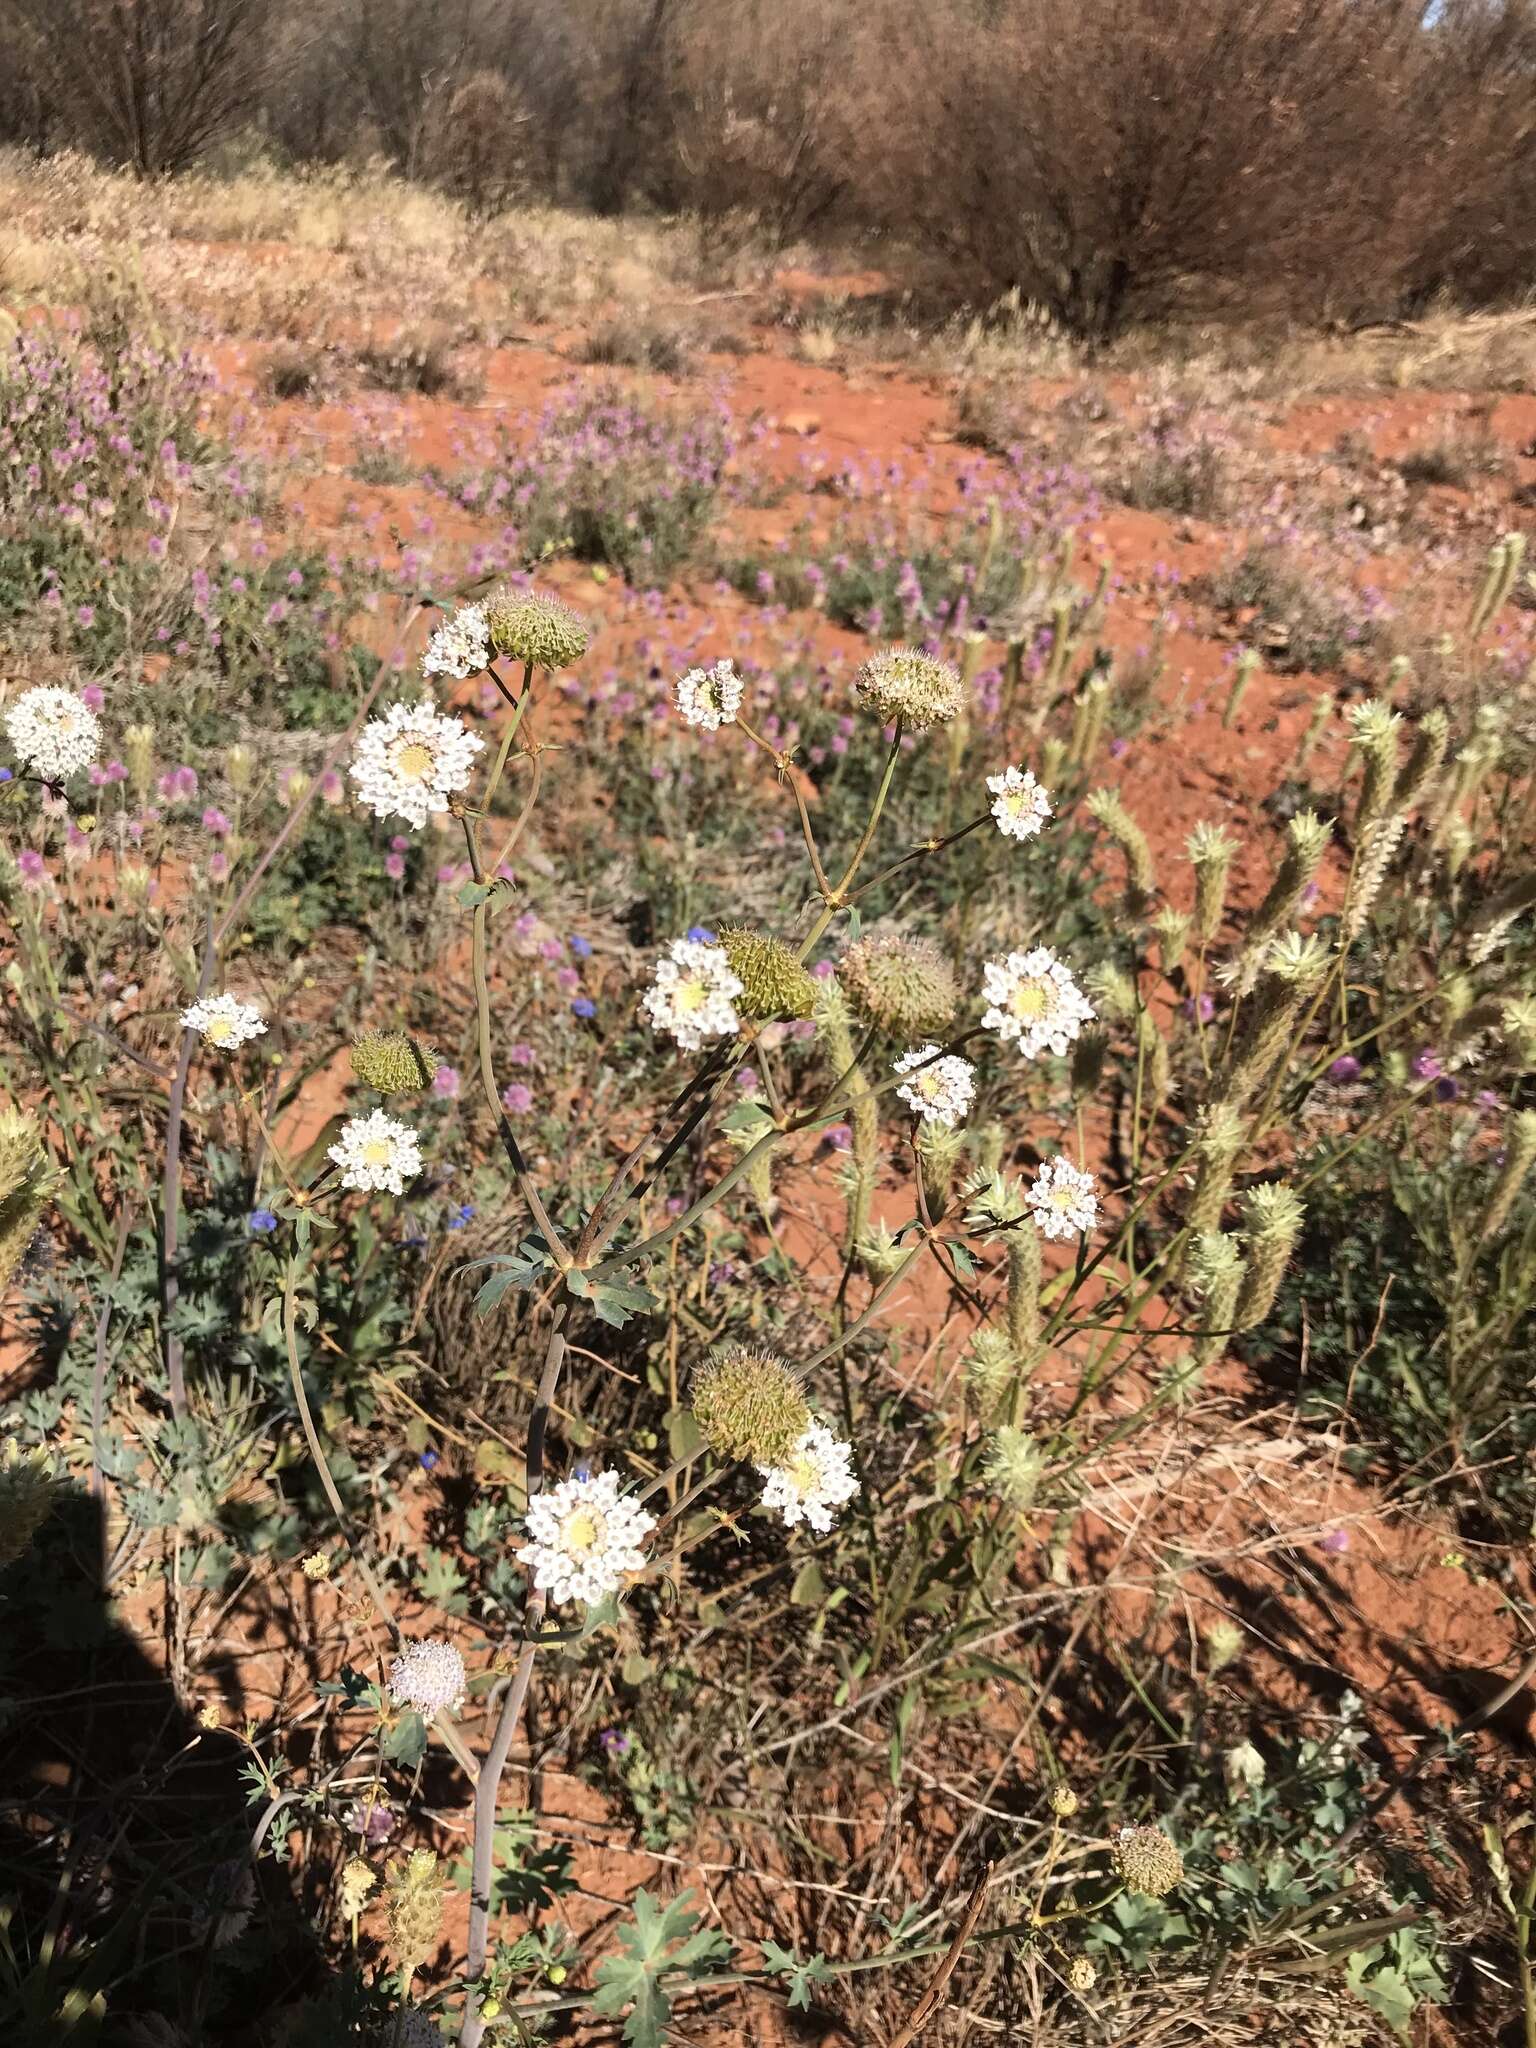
top-left (1110, 1823), bottom-right (1183, 1898)
top-left (839, 931), bottom-right (959, 1039)
top-left (350, 1030), bottom-right (437, 1096)
top-left (691, 1345), bottom-right (810, 1467)
top-left (718, 927), bottom-right (818, 1021)
top-left (853, 646), bottom-right (965, 731)
top-left (485, 586), bottom-right (589, 670)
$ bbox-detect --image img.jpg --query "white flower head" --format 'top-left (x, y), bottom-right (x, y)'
top-left (757, 1421), bottom-right (859, 1534)
top-left (641, 936), bottom-right (743, 1052)
top-left (1027, 1155), bottom-right (1099, 1242)
top-left (328, 1110), bottom-right (422, 1195)
top-left (892, 1045), bottom-right (976, 1128)
top-left (5, 685), bottom-right (101, 782)
top-left (387, 1638), bottom-right (466, 1716)
top-left (350, 699), bottom-right (484, 829)
top-left (674, 660), bottom-right (744, 732)
top-left (180, 992), bottom-right (267, 1050)
top-left (981, 948), bottom-right (1095, 1060)
top-left (421, 602), bottom-right (490, 682)
top-left (516, 1467), bottom-right (657, 1609)
top-left (987, 765), bottom-right (1052, 843)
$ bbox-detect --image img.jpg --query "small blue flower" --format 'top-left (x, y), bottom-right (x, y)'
top-left (446, 1202), bottom-right (475, 1231)
top-left (570, 934), bottom-right (593, 959)
top-left (685, 925), bottom-right (716, 944)
top-left (419, 1448), bottom-right (440, 1471)
top-left (248, 1208), bottom-right (279, 1234)
top-left (0, 767), bottom-right (12, 783)
top-left (571, 996), bottom-right (596, 1019)
top-left (574, 1464), bottom-right (592, 1483)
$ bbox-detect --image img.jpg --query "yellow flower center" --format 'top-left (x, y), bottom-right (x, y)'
top-left (789, 1454), bottom-right (819, 1499)
top-left (674, 978), bottom-right (708, 1014)
top-left (1010, 978), bottom-right (1051, 1020)
top-left (207, 1014), bottom-right (234, 1043)
top-left (362, 1137), bottom-right (395, 1168)
top-left (1050, 1185), bottom-right (1078, 1210)
top-left (394, 741), bottom-right (436, 781)
top-left (562, 1506), bottom-right (605, 1554)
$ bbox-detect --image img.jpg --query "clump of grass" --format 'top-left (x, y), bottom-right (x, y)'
top-left (1395, 431), bottom-right (1506, 489)
top-left (575, 318), bottom-right (692, 376)
top-left (357, 333), bottom-right (467, 398)
top-left (1114, 408), bottom-right (1227, 518)
top-left (1204, 543), bottom-right (1375, 673)
top-left (263, 345), bottom-right (324, 401)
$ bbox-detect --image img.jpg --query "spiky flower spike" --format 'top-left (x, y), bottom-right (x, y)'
top-left (0, 1437), bottom-right (61, 1571)
top-left (1216, 933), bottom-right (1330, 1111)
top-left (486, 586), bottom-right (589, 670)
top-left (350, 1029), bottom-right (437, 1095)
top-left (719, 927), bottom-right (818, 1021)
top-left (1190, 1230), bottom-right (1245, 1371)
top-left (1235, 1182), bottom-right (1305, 1330)
top-left (1110, 1824), bottom-right (1184, 1898)
top-left (1348, 699), bottom-right (1402, 834)
top-left (1153, 908), bottom-right (1190, 977)
top-left (853, 646), bottom-right (965, 731)
top-left (1187, 1103), bottom-right (1245, 1237)
top-left (1246, 810), bottom-right (1331, 961)
top-left (123, 721), bottom-right (156, 797)
top-left (386, 1849), bottom-right (447, 1975)
top-left (840, 931), bottom-right (959, 1039)
top-left (1186, 822), bottom-right (1236, 946)
top-left (1481, 1109), bottom-right (1536, 1243)
top-left (691, 1344), bottom-right (810, 1467)
top-left (0, 1113), bottom-right (53, 1301)
top-left (982, 1425), bottom-right (1044, 1511)
top-left (1394, 706), bottom-right (1450, 814)
top-left (1085, 788), bottom-right (1156, 911)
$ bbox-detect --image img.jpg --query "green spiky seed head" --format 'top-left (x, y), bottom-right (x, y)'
top-left (0, 1437), bottom-right (60, 1571)
top-left (718, 927), bottom-right (818, 1021)
top-left (982, 1425), bottom-right (1044, 1511)
top-left (1204, 1618), bottom-right (1246, 1672)
top-left (839, 931), bottom-right (958, 1038)
top-left (0, 1112), bottom-right (53, 1300)
top-left (486, 587), bottom-right (589, 670)
top-left (1066, 1958), bottom-right (1096, 1992)
top-left (350, 1030), bottom-right (436, 1095)
top-left (122, 721), bottom-right (155, 797)
top-left (853, 646), bottom-right (965, 731)
top-left (1050, 1784), bottom-right (1080, 1818)
top-left (855, 1219), bottom-right (907, 1279)
top-left (965, 1326), bottom-right (1018, 1403)
top-left (385, 1849), bottom-right (447, 1976)
top-left (691, 1344), bottom-right (810, 1466)
top-left (1110, 1824), bottom-right (1183, 1898)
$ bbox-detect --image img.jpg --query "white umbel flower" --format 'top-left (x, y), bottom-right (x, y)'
top-left (180, 992), bottom-right (267, 1050)
top-left (641, 936), bottom-right (743, 1051)
top-left (328, 1110), bottom-right (423, 1194)
top-left (516, 1467), bottom-right (657, 1609)
top-left (987, 765), bottom-right (1052, 843)
top-left (757, 1422), bottom-right (859, 1534)
top-left (1027, 1155), bottom-right (1099, 1241)
top-left (421, 602), bottom-right (490, 682)
top-left (674, 660), bottom-right (744, 731)
top-left (5, 685), bottom-right (101, 781)
top-left (892, 1045), bottom-right (976, 1127)
top-left (387, 1638), bottom-right (466, 1716)
top-left (349, 699), bottom-right (484, 829)
top-left (981, 948), bottom-right (1095, 1060)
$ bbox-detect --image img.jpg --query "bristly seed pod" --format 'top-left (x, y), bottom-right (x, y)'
top-left (853, 646), bottom-right (965, 731)
top-left (838, 931), bottom-right (958, 1039)
top-left (691, 1344), bottom-right (810, 1466)
top-left (1110, 1823), bottom-right (1184, 1898)
top-left (718, 927), bottom-right (817, 1021)
top-left (350, 1030), bottom-right (437, 1095)
top-left (0, 1436), bottom-right (61, 1571)
top-left (486, 586), bottom-right (590, 670)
